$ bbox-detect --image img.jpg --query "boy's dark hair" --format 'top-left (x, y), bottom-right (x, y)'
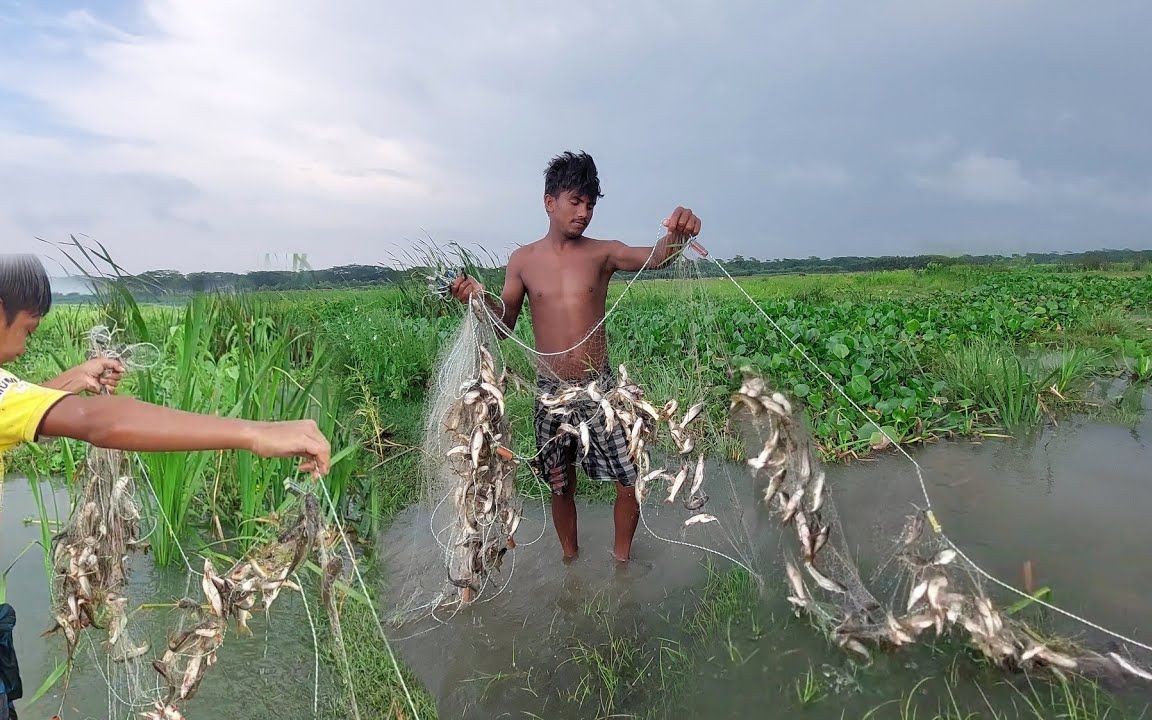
top-left (544, 151), bottom-right (604, 202)
top-left (0, 254), bottom-right (53, 323)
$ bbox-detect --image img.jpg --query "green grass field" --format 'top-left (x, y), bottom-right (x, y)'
top-left (7, 262), bottom-right (1152, 718)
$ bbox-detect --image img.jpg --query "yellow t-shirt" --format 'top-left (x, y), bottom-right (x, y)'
top-left (0, 368), bottom-right (70, 478)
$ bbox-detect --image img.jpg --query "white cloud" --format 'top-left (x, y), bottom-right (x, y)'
top-left (913, 152), bottom-right (1035, 204)
top-left (1, 0), bottom-right (1151, 270)
top-left (912, 151), bottom-right (1152, 213)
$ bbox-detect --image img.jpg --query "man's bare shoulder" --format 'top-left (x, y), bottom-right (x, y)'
top-left (580, 236), bottom-right (622, 257)
top-left (508, 240), bottom-right (542, 267)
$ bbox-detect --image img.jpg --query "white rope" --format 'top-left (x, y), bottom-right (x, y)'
top-left (294, 571), bottom-right (321, 719)
top-left (312, 478), bottom-right (423, 720)
top-left (638, 500), bottom-right (759, 578)
top-left (706, 255), bottom-right (1152, 655)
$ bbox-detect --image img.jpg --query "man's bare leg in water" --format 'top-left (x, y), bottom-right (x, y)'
top-left (551, 466), bottom-right (580, 560)
top-left (550, 466), bottom-right (640, 562)
top-left (613, 484), bottom-right (640, 562)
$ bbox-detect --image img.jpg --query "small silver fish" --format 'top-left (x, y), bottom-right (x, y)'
top-left (689, 453), bottom-right (706, 496)
top-left (601, 398), bottom-right (616, 433)
top-left (930, 548), bottom-right (957, 566)
top-left (811, 524), bottom-right (830, 556)
top-left (762, 468), bottom-right (786, 506)
top-left (797, 451), bottom-right (812, 482)
top-left (729, 393), bottom-right (762, 414)
top-left (480, 382), bottom-right (504, 414)
top-left (785, 560), bottom-right (809, 602)
top-left (926, 575), bottom-right (949, 610)
top-left (681, 402), bottom-right (705, 427)
top-left (579, 421), bottom-right (591, 459)
top-left (903, 612), bottom-right (936, 631)
top-left (628, 418), bottom-right (644, 456)
top-left (886, 614), bottom-right (914, 646)
top-left (795, 511), bottom-right (812, 561)
top-left (1036, 646), bottom-right (1078, 670)
top-left (1109, 652), bottom-right (1152, 681)
top-left (808, 471), bottom-right (826, 513)
top-left (446, 444), bottom-right (469, 458)
top-left (636, 469), bottom-right (666, 503)
top-left (684, 513), bottom-right (718, 527)
top-left (907, 579), bottom-right (929, 612)
top-left (760, 397), bottom-right (788, 416)
top-left (781, 487), bottom-right (805, 525)
top-left (803, 561), bottom-right (846, 594)
top-left (111, 641), bottom-right (150, 663)
top-left (840, 637), bottom-right (871, 662)
top-left (665, 464), bottom-right (689, 504)
top-left (470, 425), bottom-right (485, 467)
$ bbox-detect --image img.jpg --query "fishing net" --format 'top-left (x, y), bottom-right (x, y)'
top-left (38, 326), bottom-right (418, 720)
top-left (396, 234), bottom-right (1152, 700)
top-left (42, 327), bottom-right (160, 717)
top-left (731, 372), bottom-right (1152, 685)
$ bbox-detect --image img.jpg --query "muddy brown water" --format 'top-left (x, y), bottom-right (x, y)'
top-left (2, 392), bottom-right (1151, 718)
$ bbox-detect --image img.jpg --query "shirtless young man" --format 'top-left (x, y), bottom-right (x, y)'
top-left (450, 151), bottom-right (701, 562)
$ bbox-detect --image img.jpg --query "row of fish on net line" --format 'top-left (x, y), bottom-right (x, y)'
top-left (43, 327), bottom-right (361, 720)
top-left (732, 375), bottom-right (1152, 686)
top-left (410, 265), bottom-right (1152, 692)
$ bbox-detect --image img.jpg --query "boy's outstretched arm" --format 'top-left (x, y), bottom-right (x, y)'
top-left (39, 395), bottom-right (331, 477)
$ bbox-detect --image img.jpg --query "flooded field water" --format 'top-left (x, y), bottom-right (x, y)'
top-left (3, 391), bottom-right (1151, 719)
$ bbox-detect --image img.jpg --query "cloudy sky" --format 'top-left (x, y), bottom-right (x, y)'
top-left (1, 1), bottom-right (1150, 273)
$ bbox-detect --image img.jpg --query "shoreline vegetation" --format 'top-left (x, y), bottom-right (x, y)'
top-left (7, 257), bottom-right (1150, 718)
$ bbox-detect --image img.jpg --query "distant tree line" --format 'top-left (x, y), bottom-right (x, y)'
top-left (51, 249), bottom-right (1152, 301)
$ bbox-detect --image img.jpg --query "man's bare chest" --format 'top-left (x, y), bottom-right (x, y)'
top-left (522, 263), bottom-right (608, 305)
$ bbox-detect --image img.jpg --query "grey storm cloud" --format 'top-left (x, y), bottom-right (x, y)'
top-left (0, 0), bottom-right (1150, 272)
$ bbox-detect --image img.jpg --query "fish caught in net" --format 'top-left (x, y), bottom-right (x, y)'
top-left (398, 239), bottom-right (1152, 704)
top-left (731, 368), bottom-right (1152, 686)
top-left (38, 326), bottom-right (382, 720)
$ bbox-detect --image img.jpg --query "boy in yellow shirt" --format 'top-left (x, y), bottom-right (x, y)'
top-left (0, 254), bottom-right (331, 720)
top-left (0, 254), bottom-right (331, 477)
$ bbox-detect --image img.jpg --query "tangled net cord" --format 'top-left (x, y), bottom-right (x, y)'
top-left (463, 235), bottom-right (1151, 658)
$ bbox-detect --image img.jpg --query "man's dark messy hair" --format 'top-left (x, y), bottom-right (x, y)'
top-left (544, 151), bottom-right (604, 202)
top-left (0, 254), bottom-right (53, 323)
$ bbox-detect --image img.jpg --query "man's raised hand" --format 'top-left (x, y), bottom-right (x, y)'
top-left (449, 274), bottom-right (486, 303)
top-left (662, 206), bottom-right (702, 238)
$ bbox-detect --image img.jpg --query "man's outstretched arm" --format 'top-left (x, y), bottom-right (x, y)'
top-left (609, 206), bottom-right (702, 272)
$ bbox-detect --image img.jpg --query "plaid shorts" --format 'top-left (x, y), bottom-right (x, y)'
top-left (533, 368), bottom-right (638, 494)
